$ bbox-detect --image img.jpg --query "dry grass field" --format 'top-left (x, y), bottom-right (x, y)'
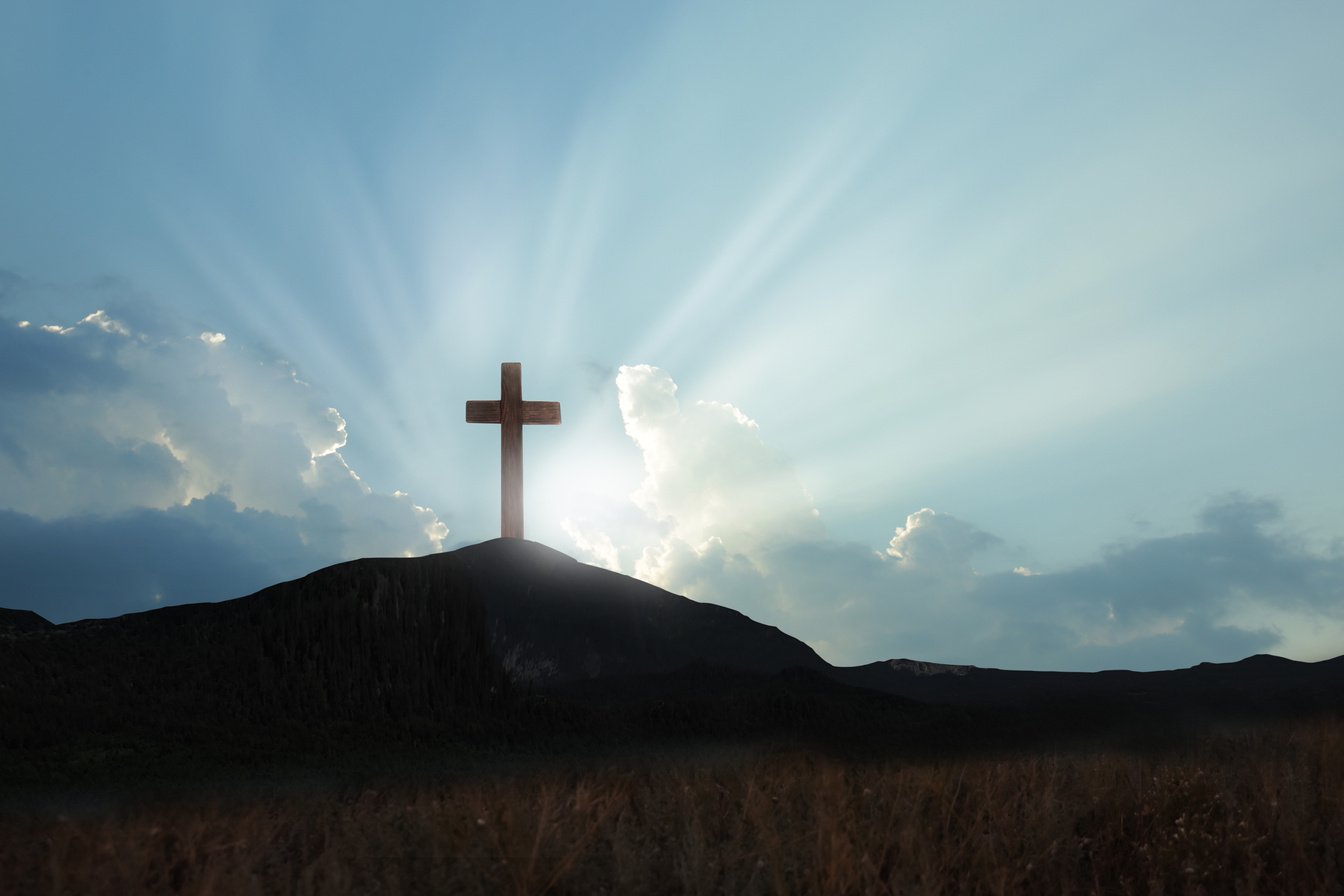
top-left (3, 716), bottom-right (1342, 895)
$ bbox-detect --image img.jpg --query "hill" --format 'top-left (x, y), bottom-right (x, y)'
top-left (3, 539), bottom-right (1342, 781)
top-left (0, 540), bottom-right (886, 772)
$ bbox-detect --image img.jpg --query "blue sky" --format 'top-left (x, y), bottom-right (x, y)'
top-left (2, 1), bottom-right (1342, 670)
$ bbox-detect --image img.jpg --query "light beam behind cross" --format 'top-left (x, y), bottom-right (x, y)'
top-left (465, 362), bottom-right (561, 539)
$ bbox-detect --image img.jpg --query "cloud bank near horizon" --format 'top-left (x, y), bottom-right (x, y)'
top-left (564, 365), bottom-right (1344, 671)
top-left (4, 292), bottom-right (1340, 674)
top-left (0, 281), bottom-right (446, 623)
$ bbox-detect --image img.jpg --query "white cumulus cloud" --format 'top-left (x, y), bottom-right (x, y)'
top-left (0, 286), bottom-right (448, 620)
top-left (565, 364), bottom-right (823, 616)
top-left (565, 366), bottom-right (1344, 671)
top-left (886, 507), bottom-right (1001, 575)
top-left (623, 364), bottom-right (820, 540)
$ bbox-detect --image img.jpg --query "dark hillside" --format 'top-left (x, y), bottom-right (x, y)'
top-left (2, 539), bottom-right (1342, 783)
top-left (1, 555), bottom-right (511, 752)
top-left (0, 608), bottom-right (52, 636)
top-left (0, 539), bottom-right (841, 762)
top-left (449, 538), bottom-right (828, 684)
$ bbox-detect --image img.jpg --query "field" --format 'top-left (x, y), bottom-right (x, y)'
top-left (3, 716), bottom-right (1342, 895)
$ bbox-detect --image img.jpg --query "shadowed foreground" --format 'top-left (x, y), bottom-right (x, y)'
top-left (3, 716), bottom-right (1341, 895)
top-left (5, 540), bottom-right (1344, 893)
top-left (6, 539), bottom-right (1343, 789)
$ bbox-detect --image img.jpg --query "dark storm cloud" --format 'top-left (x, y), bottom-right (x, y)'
top-left (815, 496), bottom-right (1336, 669)
top-left (977, 494), bottom-right (1344, 625)
top-left (959, 494), bottom-right (1344, 668)
top-left (968, 606), bottom-right (1281, 672)
top-left (0, 313), bottom-right (127, 394)
top-left (0, 495), bottom-right (337, 624)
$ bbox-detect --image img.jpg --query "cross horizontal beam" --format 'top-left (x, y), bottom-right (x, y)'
top-left (465, 400), bottom-right (561, 425)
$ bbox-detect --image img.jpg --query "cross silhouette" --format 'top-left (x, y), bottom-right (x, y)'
top-left (466, 362), bottom-right (561, 539)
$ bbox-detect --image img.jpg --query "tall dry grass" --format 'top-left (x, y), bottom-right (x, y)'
top-left (3, 716), bottom-right (1341, 895)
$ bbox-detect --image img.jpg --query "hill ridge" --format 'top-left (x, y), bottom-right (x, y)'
top-left (3, 538), bottom-right (1342, 768)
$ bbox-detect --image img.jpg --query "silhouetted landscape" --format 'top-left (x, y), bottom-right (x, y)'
top-left (3, 539), bottom-right (1342, 892)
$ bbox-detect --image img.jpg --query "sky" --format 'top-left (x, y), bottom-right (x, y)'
top-left (2, 1), bottom-right (1342, 672)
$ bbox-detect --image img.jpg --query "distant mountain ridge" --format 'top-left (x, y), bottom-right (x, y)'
top-left (882, 659), bottom-right (975, 677)
top-left (3, 539), bottom-right (1342, 765)
top-left (835, 651), bottom-right (1344, 719)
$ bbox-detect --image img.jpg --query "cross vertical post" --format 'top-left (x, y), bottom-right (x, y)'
top-left (499, 362), bottom-right (523, 538)
top-left (466, 362), bottom-right (561, 539)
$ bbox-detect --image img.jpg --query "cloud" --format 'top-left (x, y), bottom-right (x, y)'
top-left (965, 493), bottom-right (1344, 669)
top-left (565, 364), bottom-right (824, 620)
top-left (0, 307), bottom-right (128, 396)
top-left (566, 367), bottom-right (1344, 671)
top-left (886, 508), bottom-right (1000, 575)
top-left (0, 282), bottom-right (448, 622)
top-left (615, 364), bottom-right (822, 544)
top-left (0, 497), bottom-right (316, 624)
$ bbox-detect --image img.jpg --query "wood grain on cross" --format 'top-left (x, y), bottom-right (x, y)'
top-left (465, 362), bottom-right (561, 539)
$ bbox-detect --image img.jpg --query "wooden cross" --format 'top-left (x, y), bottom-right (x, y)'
top-left (465, 362), bottom-right (561, 539)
